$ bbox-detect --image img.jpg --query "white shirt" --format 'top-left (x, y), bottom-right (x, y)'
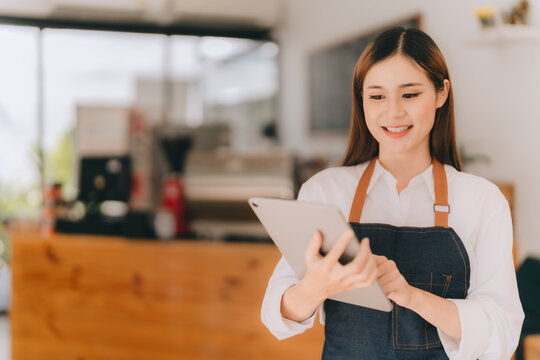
top-left (261, 160), bottom-right (524, 360)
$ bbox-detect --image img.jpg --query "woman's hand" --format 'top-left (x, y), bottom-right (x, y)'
top-left (375, 255), bottom-right (462, 340)
top-left (375, 255), bottom-right (416, 307)
top-left (281, 229), bottom-right (377, 322)
top-left (300, 229), bottom-right (378, 301)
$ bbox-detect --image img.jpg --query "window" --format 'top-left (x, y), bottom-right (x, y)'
top-left (0, 25), bottom-right (40, 219)
top-left (42, 29), bottom-right (166, 199)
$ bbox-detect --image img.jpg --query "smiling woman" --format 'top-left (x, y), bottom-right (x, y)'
top-left (343, 29), bottom-right (459, 173)
top-left (361, 55), bottom-right (450, 192)
top-left (262, 27), bottom-right (524, 360)
top-left (364, 60), bottom-right (441, 144)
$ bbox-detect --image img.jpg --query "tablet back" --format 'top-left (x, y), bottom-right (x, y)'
top-left (249, 197), bottom-right (392, 312)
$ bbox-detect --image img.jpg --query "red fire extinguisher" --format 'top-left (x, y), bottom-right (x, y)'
top-left (159, 176), bottom-right (188, 237)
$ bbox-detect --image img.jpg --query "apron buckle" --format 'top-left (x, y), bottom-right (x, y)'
top-left (434, 203), bottom-right (450, 213)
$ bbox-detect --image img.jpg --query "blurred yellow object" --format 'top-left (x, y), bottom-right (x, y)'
top-left (474, 6), bottom-right (497, 28)
top-left (474, 6), bottom-right (497, 19)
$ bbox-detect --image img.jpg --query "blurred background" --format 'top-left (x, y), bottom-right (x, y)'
top-left (1, 0), bottom-right (540, 359)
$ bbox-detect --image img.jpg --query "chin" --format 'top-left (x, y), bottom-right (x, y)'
top-left (379, 141), bottom-right (413, 154)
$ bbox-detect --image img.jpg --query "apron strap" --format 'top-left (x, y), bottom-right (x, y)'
top-left (433, 158), bottom-right (449, 228)
top-left (348, 158), bottom-right (376, 223)
top-left (347, 157), bottom-right (449, 228)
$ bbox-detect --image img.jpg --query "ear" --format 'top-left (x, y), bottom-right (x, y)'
top-left (436, 79), bottom-right (450, 109)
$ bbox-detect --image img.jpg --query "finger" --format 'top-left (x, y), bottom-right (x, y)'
top-left (366, 263), bottom-right (380, 286)
top-left (305, 230), bottom-right (324, 262)
top-left (359, 237), bottom-right (370, 251)
top-left (324, 228), bottom-right (354, 264)
top-left (379, 276), bottom-right (395, 294)
top-left (378, 270), bottom-right (400, 288)
top-left (362, 256), bottom-right (378, 281)
top-left (376, 262), bottom-right (391, 278)
top-left (344, 256), bottom-right (378, 288)
top-left (343, 255), bottom-right (376, 285)
top-left (374, 255), bottom-right (388, 265)
top-left (354, 238), bottom-right (373, 262)
top-left (342, 238), bottom-right (371, 275)
top-left (378, 258), bottom-right (398, 275)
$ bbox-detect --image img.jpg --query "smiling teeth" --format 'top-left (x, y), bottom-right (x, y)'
top-left (385, 126), bottom-right (411, 133)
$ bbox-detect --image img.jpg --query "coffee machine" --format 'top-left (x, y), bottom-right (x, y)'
top-left (55, 156), bottom-right (131, 235)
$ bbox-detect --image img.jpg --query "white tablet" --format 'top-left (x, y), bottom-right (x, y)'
top-left (249, 197), bottom-right (392, 312)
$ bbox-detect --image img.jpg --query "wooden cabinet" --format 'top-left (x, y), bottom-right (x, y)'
top-left (10, 232), bottom-right (324, 359)
top-left (495, 183), bottom-right (518, 267)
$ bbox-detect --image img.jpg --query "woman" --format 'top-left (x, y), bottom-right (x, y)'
top-left (261, 28), bottom-right (524, 359)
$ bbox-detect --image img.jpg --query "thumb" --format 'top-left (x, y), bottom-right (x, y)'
top-left (305, 230), bottom-right (324, 262)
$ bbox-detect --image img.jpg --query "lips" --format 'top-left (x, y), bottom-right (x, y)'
top-left (382, 125), bottom-right (413, 138)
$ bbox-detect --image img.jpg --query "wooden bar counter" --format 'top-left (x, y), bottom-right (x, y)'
top-left (10, 232), bottom-right (324, 359)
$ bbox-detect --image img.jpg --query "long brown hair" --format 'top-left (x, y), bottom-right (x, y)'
top-left (341, 27), bottom-right (462, 170)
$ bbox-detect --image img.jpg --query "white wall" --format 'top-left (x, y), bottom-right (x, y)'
top-left (275, 0), bottom-right (540, 263)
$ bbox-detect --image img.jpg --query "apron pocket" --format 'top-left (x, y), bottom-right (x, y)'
top-left (392, 272), bottom-right (452, 350)
top-left (430, 273), bottom-right (453, 298)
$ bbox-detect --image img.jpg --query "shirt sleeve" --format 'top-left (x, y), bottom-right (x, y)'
top-left (260, 179), bottom-right (326, 340)
top-left (438, 190), bottom-right (525, 359)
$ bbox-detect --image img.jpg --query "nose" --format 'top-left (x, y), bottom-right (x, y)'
top-left (386, 96), bottom-right (406, 119)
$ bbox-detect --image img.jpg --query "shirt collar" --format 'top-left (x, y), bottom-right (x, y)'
top-left (365, 159), bottom-right (387, 195)
top-left (365, 159), bottom-right (437, 202)
top-left (418, 164), bottom-right (435, 202)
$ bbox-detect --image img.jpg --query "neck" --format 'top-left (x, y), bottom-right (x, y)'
top-left (378, 146), bottom-right (432, 194)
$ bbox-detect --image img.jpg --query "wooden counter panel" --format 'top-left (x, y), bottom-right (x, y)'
top-left (11, 233), bottom-right (324, 359)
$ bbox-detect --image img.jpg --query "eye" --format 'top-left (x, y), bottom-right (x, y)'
top-left (403, 92), bottom-right (421, 99)
top-left (369, 95), bottom-right (384, 100)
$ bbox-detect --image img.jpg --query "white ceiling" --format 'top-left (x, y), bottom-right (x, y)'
top-left (0, 0), bottom-right (284, 28)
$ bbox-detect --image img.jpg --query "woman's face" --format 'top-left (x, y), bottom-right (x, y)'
top-left (362, 54), bottom-right (449, 158)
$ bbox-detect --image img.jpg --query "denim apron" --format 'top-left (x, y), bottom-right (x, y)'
top-left (322, 159), bottom-right (471, 360)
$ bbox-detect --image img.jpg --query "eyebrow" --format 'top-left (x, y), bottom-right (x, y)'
top-left (365, 82), bottom-right (425, 89)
